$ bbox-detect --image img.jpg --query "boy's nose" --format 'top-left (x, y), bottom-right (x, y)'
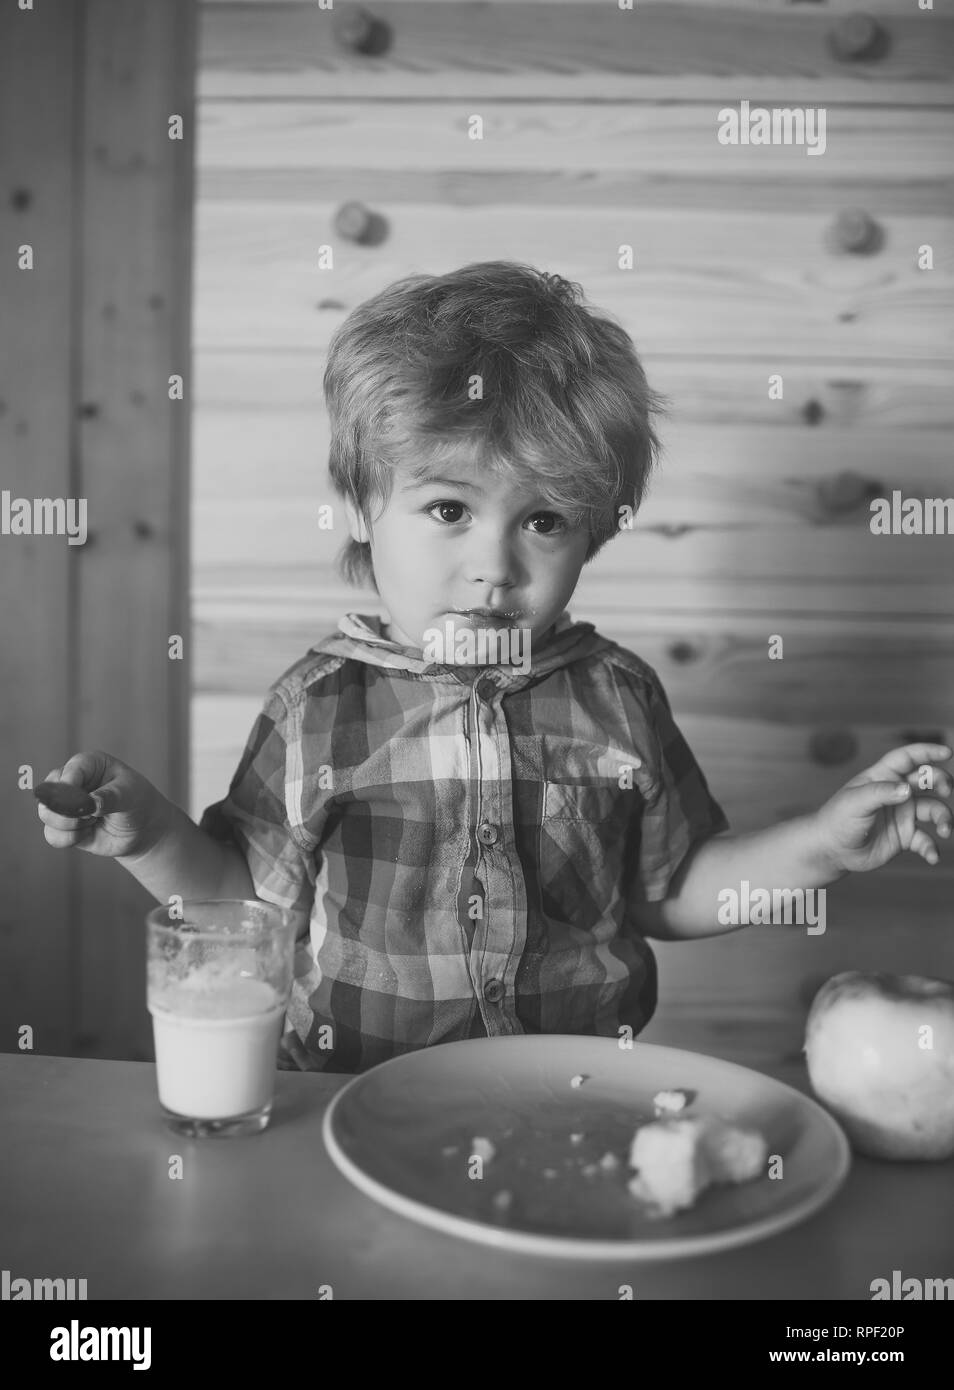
top-left (464, 535), bottom-right (516, 591)
top-left (469, 574), bottom-right (512, 593)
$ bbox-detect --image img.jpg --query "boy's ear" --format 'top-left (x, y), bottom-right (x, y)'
top-left (342, 496), bottom-right (371, 544)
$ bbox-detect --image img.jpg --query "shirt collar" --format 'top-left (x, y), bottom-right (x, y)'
top-left (313, 610), bottom-right (614, 689)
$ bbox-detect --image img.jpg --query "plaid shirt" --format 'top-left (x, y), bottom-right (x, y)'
top-left (199, 612), bottom-right (729, 1073)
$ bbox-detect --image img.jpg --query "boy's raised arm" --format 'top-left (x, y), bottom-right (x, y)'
top-left (638, 814), bottom-right (839, 942)
top-left (640, 741), bottom-right (952, 941)
top-left (117, 798), bottom-right (256, 906)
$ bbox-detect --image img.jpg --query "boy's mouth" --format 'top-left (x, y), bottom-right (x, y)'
top-left (453, 607), bottom-right (523, 626)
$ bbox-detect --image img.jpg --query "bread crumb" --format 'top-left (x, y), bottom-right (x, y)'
top-left (470, 1136), bottom-right (495, 1163)
top-left (598, 1152), bottom-right (619, 1171)
top-left (653, 1089), bottom-right (690, 1114)
top-left (569, 1131), bottom-right (584, 1144)
top-left (542, 1167), bottom-right (558, 1179)
top-left (570, 1073), bottom-right (589, 1088)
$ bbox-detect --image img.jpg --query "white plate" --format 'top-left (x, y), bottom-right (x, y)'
top-left (322, 1035), bottom-right (851, 1260)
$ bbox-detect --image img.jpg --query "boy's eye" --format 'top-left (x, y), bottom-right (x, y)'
top-left (425, 502), bottom-right (568, 535)
top-left (427, 501), bottom-right (466, 524)
top-left (526, 513), bottom-right (567, 536)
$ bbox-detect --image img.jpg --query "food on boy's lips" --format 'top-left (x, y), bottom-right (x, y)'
top-left (804, 970), bottom-right (954, 1161)
top-left (627, 1116), bottom-right (768, 1217)
top-left (34, 780), bottom-right (102, 819)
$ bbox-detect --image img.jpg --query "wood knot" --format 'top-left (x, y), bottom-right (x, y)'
top-left (898, 730), bottom-right (945, 748)
top-left (809, 729), bottom-right (858, 766)
top-left (816, 470), bottom-right (881, 516)
top-left (650, 523), bottom-right (692, 540)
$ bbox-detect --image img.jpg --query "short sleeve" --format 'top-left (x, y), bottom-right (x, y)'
top-left (198, 687), bottom-right (316, 919)
top-left (632, 671), bottom-right (730, 903)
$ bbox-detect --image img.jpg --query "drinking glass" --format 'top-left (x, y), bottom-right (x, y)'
top-left (146, 899), bottom-right (296, 1137)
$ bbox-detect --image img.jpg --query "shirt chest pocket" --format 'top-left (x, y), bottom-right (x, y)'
top-left (541, 782), bottom-right (626, 823)
top-left (537, 782), bottom-right (632, 926)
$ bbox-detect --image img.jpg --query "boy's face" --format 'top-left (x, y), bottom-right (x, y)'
top-left (343, 462), bottom-right (592, 663)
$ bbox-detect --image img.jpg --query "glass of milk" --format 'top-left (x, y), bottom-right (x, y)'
top-left (146, 900), bottom-right (296, 1138)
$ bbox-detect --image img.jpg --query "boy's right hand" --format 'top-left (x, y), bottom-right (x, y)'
top-left (35, 751), bottom-right (169, 860)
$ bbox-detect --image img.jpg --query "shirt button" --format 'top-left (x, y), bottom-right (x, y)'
top-left (476, 676), bottom-right (496, 700)
top-left (477, 822), bottom-right (498, 846)
top-left (483, 978), bottom-right (505, 1004)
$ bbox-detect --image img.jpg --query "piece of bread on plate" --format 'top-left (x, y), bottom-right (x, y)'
top-left (627, 1116), bottom-right (767, 1216)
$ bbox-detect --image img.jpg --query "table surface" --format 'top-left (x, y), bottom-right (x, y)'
top-left (2, 1049), bottom-right (952, 1300)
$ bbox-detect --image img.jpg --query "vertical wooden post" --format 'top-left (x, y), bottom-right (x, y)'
top-left (0, 1), bottom-right (79, 1059)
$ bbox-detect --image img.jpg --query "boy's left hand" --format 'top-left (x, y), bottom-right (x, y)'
top-left (815, 742), bottom-right (952, 876)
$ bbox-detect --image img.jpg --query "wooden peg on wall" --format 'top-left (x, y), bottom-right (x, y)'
top-left (830, 208), bottom-right (882, 256)
top-left (827, 14), bottom-right (888, 62)
top-left (333, 7), bottom-right (391, 57)
top-left (333, 201), bottom-right (374, 243)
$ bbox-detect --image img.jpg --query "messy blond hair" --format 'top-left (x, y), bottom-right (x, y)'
top-left (324, 261), bottom-right (668, 593)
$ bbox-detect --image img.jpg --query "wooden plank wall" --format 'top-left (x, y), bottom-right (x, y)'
top-left (193, 0), bottom-right (954, 1070)
top-left (0, 2), bottom-right (77, 1059)
top-left (0, 0), bottom-right (195, 1061)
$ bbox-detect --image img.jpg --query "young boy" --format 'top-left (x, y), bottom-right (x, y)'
top-left (37, 262), bottom-right (952, 1075)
